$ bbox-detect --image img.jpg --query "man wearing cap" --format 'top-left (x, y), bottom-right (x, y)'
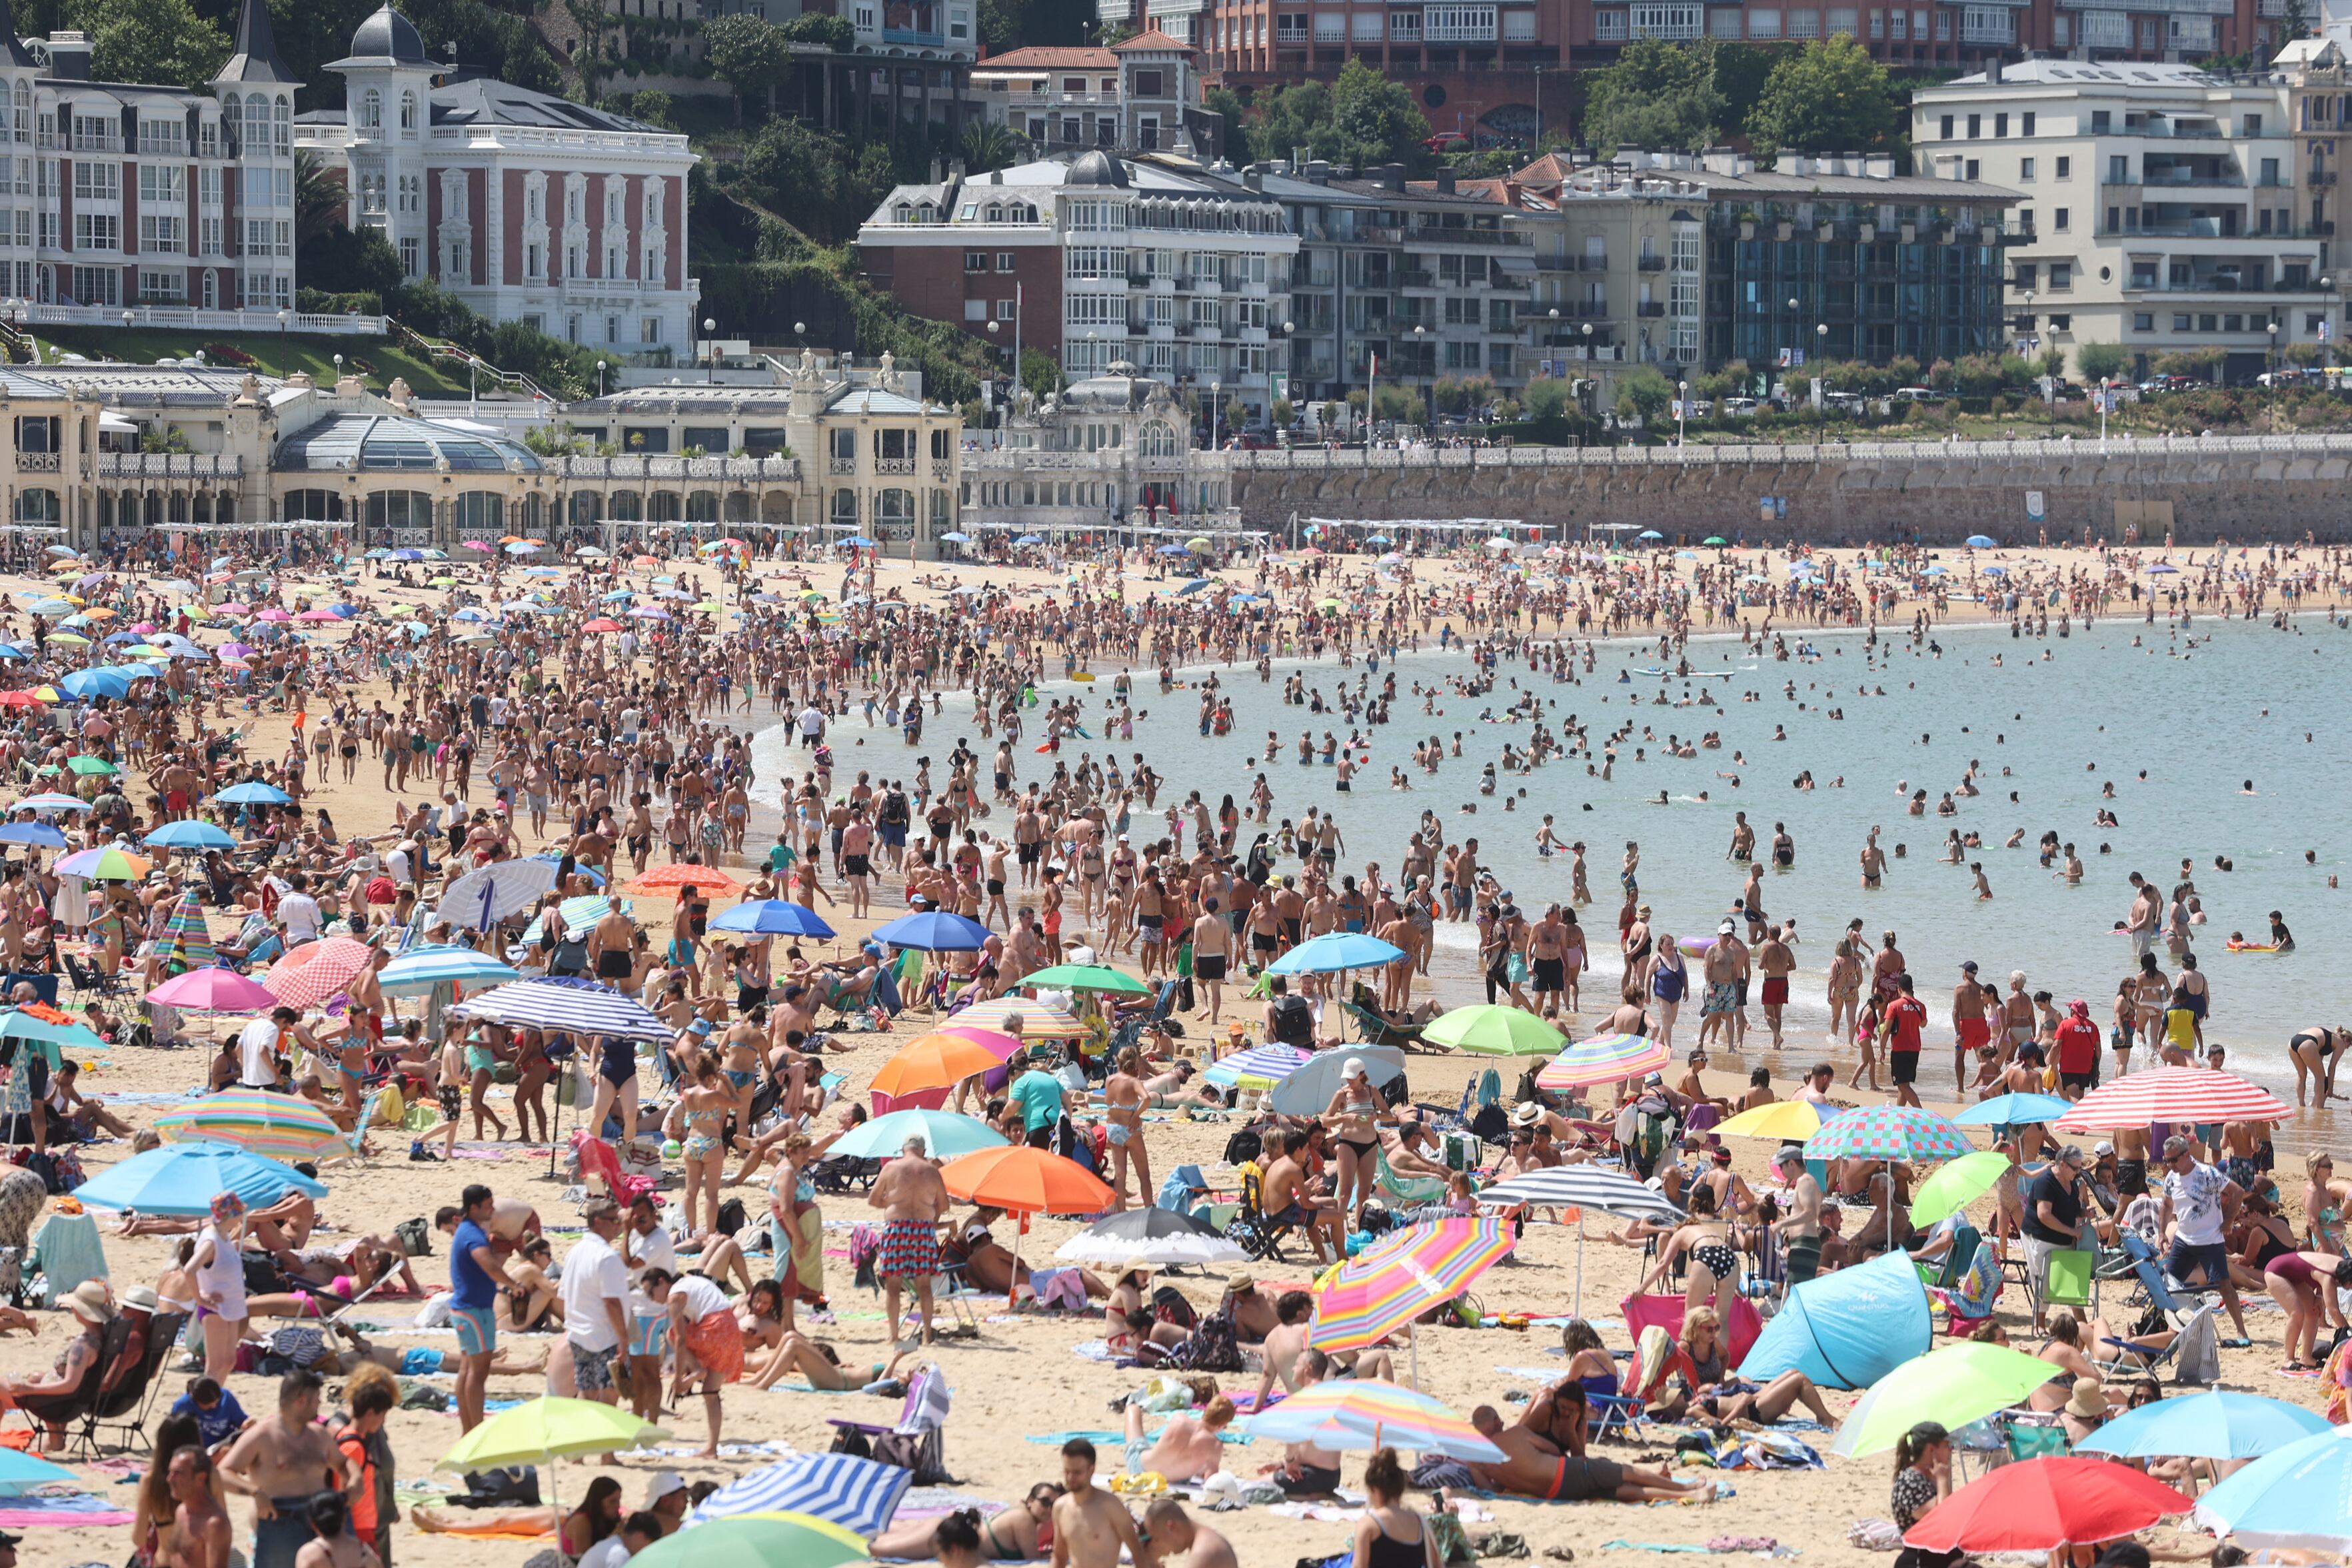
top-left (1952, 962), bottom-right (1991, 1099)
top-left (1697, 921), bottom-right (1748, 1052)
top-left (2157, 1134), bottom-right (2251, 1342)
top-left (2019, 1146), bottom-right (2095, 1333)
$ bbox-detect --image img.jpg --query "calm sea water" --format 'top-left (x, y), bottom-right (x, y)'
top-left (751, 613), bottom-right (2352, 1135)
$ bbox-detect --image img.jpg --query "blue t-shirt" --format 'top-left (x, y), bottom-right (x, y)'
top-left (169, 1389), bottom-right (249, 1447)
top-left (450, 1219), bottom-right (497, 1310)
top-left (1008, 1070), bottom-right (1066, 1134)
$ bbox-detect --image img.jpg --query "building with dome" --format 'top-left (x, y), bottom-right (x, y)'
top-left (960, 361), bottom-right (1233, 533)
top-left (295, 5), bottom-right (701, 362)
top-left (855, 148), bottom-right (1296, 418)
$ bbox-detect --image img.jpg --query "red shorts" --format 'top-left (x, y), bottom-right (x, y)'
top-left (1956, 1018), bottom-right (1992, 1050)
top-left (1760, 977), bottom-right (1789, 1006)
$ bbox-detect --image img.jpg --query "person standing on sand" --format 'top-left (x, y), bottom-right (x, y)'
top-left (1190, 899), bottom-right (1232, 1024)
top-left (1050, 1439), bottom-right (1156, 1568)
top-left (868, 1136), bottom-right (950, 1347)
top-left (1952, 961), bottom-right (1990, 1099)
top-left (1756, 924), bottom-right (1794, 1050)
top-left (214, 1372), bottom-right (357, 1568)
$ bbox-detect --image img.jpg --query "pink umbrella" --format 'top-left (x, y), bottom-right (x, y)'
top-left (295, 609), bottom-right (343, 622)
top-left (935, 1025), bottom-right (1022, 1060)
top-left (129, 622), bottom-right (156, 634)
top-left (216, 601), bottom-right (251, 616)
top-left (461, 541), bottom-right (495, 552)
top-left (147, 966), bottom-right (279, 1013)
top-left (261, 937), bottom-right (375, 1008)
top-left (251, 607), bottom-right (293, 623)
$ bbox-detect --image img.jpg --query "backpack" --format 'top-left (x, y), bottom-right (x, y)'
top-left (848, 1223), bottom-right (881, 1291)
top-left (715, 1196), bottom-right (748, 1237)
top-left (1468, 1102), bottom-right (1509, 1144)
top-left (1166, 1308), bottom-right (1242, 1373)
top-left (1149, 1285), bottom-right (1199, 1332)
top-left (1222, 1128), bottom-right (1263, 1167)
top-left (1269, 994), bottom-right (1313, 1047)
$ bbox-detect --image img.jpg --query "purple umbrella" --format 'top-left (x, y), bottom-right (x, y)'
top-left (217, 641), bottom-right (257, 658)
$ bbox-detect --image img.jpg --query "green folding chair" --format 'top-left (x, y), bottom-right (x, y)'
top-left (2043, 1248), bottom-right (2095, 1316)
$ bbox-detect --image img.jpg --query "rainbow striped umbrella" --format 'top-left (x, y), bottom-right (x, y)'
top-left (153, 1089), bottom-right (344, 1158)
top-left (1240, 1378), bottom-right (1504, 1461)
top-left (943, 997), bottom-right (1083, 1039)
top-left (1308, 1218), bottom-right (1515, 1353)
top-left (163, 888), bottom-right (215, 973)
top-left (1803, 1104), bottom-right (1974, 1165)
top-left (56, 846), bottom-right (151, 881)
top-left (1536, 1031), bottom-right (1673, 1091)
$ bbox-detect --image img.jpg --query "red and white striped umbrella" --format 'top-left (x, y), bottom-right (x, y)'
top-left (2054, 1067), bottom-right (2291, 1133)
top-left (261, 937), bottom-right (378, 1009)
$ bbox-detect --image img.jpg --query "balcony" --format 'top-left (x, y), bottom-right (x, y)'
top-left (998, 89), bottom-right (1116, 107)
top-left (881, 25), bottom-right (946, 45)
top-left (1637, 301), bottom-right (1666, 317)
top-left (1638, 255), bottom-right (1666, 271)
top-left (828, 457), bottom-right (857, 475)
top-left (1580, 255), bottom-right (1610, 271)
top-left (875, 456), bottom-right (917, 474)
top-left (1400, 269), bottom-right (1436, 287)
top-left (1407, 227), bottom-right (1530, 247)
top-left (2143, 168), bottom-right (2246, 187)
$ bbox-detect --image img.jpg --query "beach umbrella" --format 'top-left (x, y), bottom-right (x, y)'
top-left (1420, 1004), bottom-right (1565, 1057)
top-left (57, 669), bottom-right (130, 701)
top-left (437, 1396), bottom-right (665, 1471)
top-left (940, 1146), bottom-right (1113, 1215)
top-left (44, 632), bottom-right (88, 646)
top-left (2192, 1422), bottom-right (2352, 1549)
top-left (56, 846), bottom-right (151, 881)
top-left (1054, 1207), bottom-right (1246, 1266)
top-left (1476, 1166), bottom-right (1684, 1221)
top-left (1266, 931), bottom-right (1404, 975)
top-left (143, 820), bottom-right (237, 853)
top-left (709, 900), bottom-right (836, 940)
top-left (216, 642), bottom-right (257, 660)
top-left (828, 1108), bottom-right (1008, 1162)
top-left (449, 978), bottom-right (672, 1040)
top-left (1966, 535), bottom-right (1997, 547)
top-left (162, 888), bottom-right (215, 972)
top-left (1310, 1219), bottom-right (1514, 1359)
top-left (1831, 1342), bottom-right (2060, 1458)
top-left (0, 1009), bottom-right (106, 1054)
top-left (295, 609), bottom-right (344, 623)
top-left (1953, 1093), bottom-right (2073, 1127)
top-left (436, 858), bottom-right (560, 931)
top-left (2079, 1389), bottom-right (2328, 1463)
top-left (1909, 1150), bottom-right (2014, 1225)
top-left (1636, 530), bottom-right (1664, 541)
top-left (519, 896), bottom-right (631, 946)
top-left (1903, 1459), bottom-right (2189, 1553)
top-left (870, 910), bottom-right (989, 951)
top-left (1201, 1042), bottom-right (1314, 1089)
top-left (0, 822), bottom-right (65, 849)
top-left (1741, 1249), bottom-right (1931, 1390)
top-left (1266, 1046), bottom-right (1409, 1116)
top-left (154, 1090), bottom-right (345, 1160)
top-left (67, 758), bottom-right (123, 780)
top-left (213, 781), bottom-right (292, 806)
top-left (1241, 1379), bottom-right (1504, 1461)
top-left (2055, 1067), bottom-right (2290, 1132)
top-left (147, 966), bottom-right (278, 1012)
top-left (580, 618), bottom-right (626, 634)
top-left (2145, 562), bottom-right (2181, 575)
top-left (632, 1514), bottom-right (864, 1568)
top-left (0, 692), bottom-right (43, 709)
top-left (261, 937), bottom-right (377, 1008)
top-left (1713, 1100), bottom-right (1823, 1140)
top-left (869, 1032), bottom-right (1013, 1098)
top-left (944, 997), bottom-right (1082, 1038)
top-left (686, 1454), bottom-right (910, 1536)
top-left (460, 540), bottom-right (495, 553)
top-left (1015, 963), bottom-right (1151, 996)
top-left (1803, 1104), bottom-right (1972, 1164)
top-left (13, 794), bottom-right (85, 812)
top-left (376, 944), bottom-right (521, 997)
top-left (75, 1139), bottom-right (327, 1215)
top-left (621, 863), bottom-right (744, 896)
top-left (1537, 1032), bottom-right (1673, 1090)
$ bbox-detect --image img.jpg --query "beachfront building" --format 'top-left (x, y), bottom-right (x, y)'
top-left (293, 5), bottom-right (702, 361)
top-left (969, 33), bottom-right (1218, 157)
top-left (855, 149), bottom-right (1297, 421)
top-left (961, 361), bottom-right (1232, 532)
top-left (0, 351), bottom-right (963, 552)
top-left (2277, 35), bottom-right (2352, 343)
top-left (1913, 60), bottom-right (2323, 385)
top-left (1502, 154), bottom-right (1702, 403)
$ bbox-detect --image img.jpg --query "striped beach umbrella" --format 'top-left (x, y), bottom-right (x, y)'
top-left (376, 944), bottom-right (521, 998)
top-left (56, 846), bottom-right (151, 881)
top-left (1536, 1031), bottom-right (1673, 1090)
top-left (2053, 1066), bottom-right (2292, 1133)
top-left (943, 998), bottom-right (1083, 1038)
top-left (261, 937), bottom-right (377, 1009)
top-left (1476, 1167), bottom-right (1686, 1222)
top-left (1308, 1218), bottom-right (1515, 1353)
top-left (154, 1090), bottom-right (345, 1159)
top-left (686, 1453), bottom-right (911, 1536)
top-left (1240, 1378), bottom-right (1504, 1461)
top-left (1803, 1104), bottom-right (1974, 1165)
top-left (522, 896), bottom-right (634, 945)
top-left (15, 793), bottom-right (89, 812)
top-left (448, 977), bottom-right (672, 1040)
top-left (1202, 1042), bottom-right (1314, 1089)
top-left (163, 888), bottom-right (216, 972)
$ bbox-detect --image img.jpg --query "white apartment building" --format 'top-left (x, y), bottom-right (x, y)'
top-left (296, 5), bottom-right (702, 361)
top-left (1914, 59), bottom-right (2326, 385)
top-left (970, 32), bottom-right (1206, 155)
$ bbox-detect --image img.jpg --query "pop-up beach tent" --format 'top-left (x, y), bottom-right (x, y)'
top-left (1738, 1248), bottom-right (1931, 1389)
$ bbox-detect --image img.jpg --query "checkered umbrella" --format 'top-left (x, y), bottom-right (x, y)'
top-left (1802, 1104), bottom-right (1974, 1165)
top-left (261, 937), bottom-right (376, 1008)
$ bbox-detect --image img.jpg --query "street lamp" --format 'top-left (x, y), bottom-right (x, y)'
top-left (1814, 323), bottom-right (1827, 446)
top-left (1210, 378), bottom-right (1222, 450)
top-left (1676, 377), bottom-right (1688, 446)
top-left (1413, 323), bottom-right (1428, 432)
top-left (703, 317), bottom-right (717, 384)
top-left (596, 359), bottom-right (606, 398)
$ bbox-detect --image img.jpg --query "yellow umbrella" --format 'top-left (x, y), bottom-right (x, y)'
top-left (1714, 1100), bottom-right (1824, 1140)
top-left (47, 632), bottom-right (89, 646)
top-left (45, 560), bottom-right (77, 574)
top-left (81, 607), bottom-right (115, 620)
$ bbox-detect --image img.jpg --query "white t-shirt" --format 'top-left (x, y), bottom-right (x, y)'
top-left (489, 696), bottom-right (511, 728)
top-left (625, 1224), bottom-right (677, 1319)
top-left (237, 1016), bottom-right (283, 1088)
top-left (2165, 1161), bottom-right (2229, 1247)
top-left (559, 1233), bottom-right (630, 1353)
top-left (577, 1535), bottom-right (634, 1568)
top-left (279, 893), bottom-right (323, 944)
top-left (668, 1271), bottom-right (730, 1323)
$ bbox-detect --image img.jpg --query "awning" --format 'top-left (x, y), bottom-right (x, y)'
top-left (1496, 254), bottom-right (1537, 275)
top-left (97, 412), bottom-right (138, 433)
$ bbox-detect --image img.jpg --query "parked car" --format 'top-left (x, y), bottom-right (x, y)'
top-left (1893, 386), bottom-right (1947, 403)
top-left (1721, 396), bottom-right (1760, 416)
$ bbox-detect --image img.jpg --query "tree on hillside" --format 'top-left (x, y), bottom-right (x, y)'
top-left (1582, 38), bottom-right (1724, 152)
top-left (67, 0), bottom-right (225, 89)
top-left (1710, 41), bottom-right (1791, 143)
top-left (2281, 0), bottom-right (2311, 38)
top-left (1614, 365), bottom-right (1675, 424)
top-left (1746, 35), bottom-right (1901, 161)
top-left (1205, 85), bottom-right (1252, 161)
top-left (264, 0), bottom-right (377, 109)
top-left (736, 117), bottom-right (895, 246)
top-left (294, 151), bottom-right (347, 248)
top-left (1250, 81), bottom-right (1334, 167)
top-left (778, 12), bottom-right (855, 49)
top-left (704, 12), bottom-right (788, 122)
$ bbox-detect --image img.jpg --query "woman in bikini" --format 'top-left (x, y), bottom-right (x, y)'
top-left (743, 1330), bottom-right (918, 1393)
top-left (868, 1485), bottom-right (1062, 1563)
top-left (1825, 938), bottom-right (1862, 1045)
top-left (2288, 1027), bottom-right (2347, 1110)
top-left (677, 1054), bottom-right (733, 1238)
top-left (1320, 1058), bottom-right (1390, 1225)
top-left (1634, 1184), bottom-right (1740, 1319)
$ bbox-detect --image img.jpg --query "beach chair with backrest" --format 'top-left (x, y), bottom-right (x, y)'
top-left (2106, 1231), bottom-right (2189, 1317)
top-left (2004, 1411), bottom-right (2071, 1462)
top-left (93, 1309), bottom-right (185, 1453)
top-left (1224, 1168), bottom-right (1295, 1261)
top-left (1373, 1148), bottom-right (1449, 1211)
top-left (17, 1313), bottom-right (127, 1455)
top-left (827, 1363), bottom-right (953, 1483)
top-left (2094, 1301), bottom-right (2215, 1383)
top-left (2041, 1247), bottom-right (2095, 1319)
top-left (570, 1130), bottom-right (658, 1210)
top-left (1930, 1239), bottom-right (2003, 1334)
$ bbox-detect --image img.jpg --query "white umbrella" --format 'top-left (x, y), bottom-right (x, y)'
top-left (435, 859), bottom-right (559, 932)
top-left (1264, 1045), bottom-right (1409, 1116)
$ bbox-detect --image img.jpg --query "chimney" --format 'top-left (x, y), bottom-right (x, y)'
top-left (1243, 165), bottom-right (1262, 191)
top-left (43, 31), bottom-right (90, 79)
top-left (1986, 57), bottom-right (2003, 83)
top-left (1305, 159), bottom-right (1330, 184)
top-left (1436, 165), bottom-right (1456, 193)
top-left (1865, 153), bottom-right (1896, 179)
top-left (1377, 162), bottom-right (1405, 191)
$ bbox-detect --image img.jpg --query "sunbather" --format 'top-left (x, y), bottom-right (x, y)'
top-left (866, 1485), bottom-right (1062, 1562)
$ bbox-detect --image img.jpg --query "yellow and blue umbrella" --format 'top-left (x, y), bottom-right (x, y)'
top-left (1241, 1378), bottom-right (1503, 1461)
top-left (154, 1090), bottom-right (345, 1160)
top-left (1308, 1218), bottom-right (1514, 1353)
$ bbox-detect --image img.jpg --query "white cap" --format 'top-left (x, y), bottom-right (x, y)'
top-left (1343, 1056), bottom-right (1367, 1080)
top-left (644, 1471), bottom-right (687, 1507)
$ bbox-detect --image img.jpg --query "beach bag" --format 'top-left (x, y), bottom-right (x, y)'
top-left (1149, 1285), bottom-right (1198, 1332)
top-left (1166, 1309), bottom-right (1241, 1373)
top-left (2172, 1307), bottom-right (2220, 1385)
top-left (1222, 1128), bottom-right (1262, 1167)
top-left (849, 1223), bottom-right (881, 1291)
top-left (393, 1217), bottom-right (432, 1258)
top-left (1467, 1102), bottom-right (1509, 1144)
top-left (828, 1427), bottom-right (872, 1458)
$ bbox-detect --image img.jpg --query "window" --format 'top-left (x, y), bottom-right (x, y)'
top-left (69, 265), bottom-right (117, 305)
top-left (1967, 114), bottom-right (1980, 137)
top-left (1788, 7), bottom-right (1817, 33)
top-left (2134, 312), bottom-right (2154, 332)
top-left (2245, 113), bottom-right (2263, 137)
top-left (138, 213), bottom-right (183, 253)
top-left (1709, 9), bottom-right (1744, 37)
top-left (965, 249), bottom-right (986, 271)
top-left (71, 159), bottom-right (117, 201)
top-left (138, 268), bottom-right (183, 303)
top-left (1312, 11), bottom-right (1343, 37)
top-left (998, 251), bottom-right (1016, 270)
top-left (2021, 112), bottom-right (2035, 137)
top-left (2020, 157), bottom-right (2035, 181)
top-left (1965, 159), bottom-right (1979, 180)
top-left (73, 213), bottom-right (118, 251)
top-left (138, 163), bottom-right (183, 207)
top-left (2049, 262), bottom-right (2071, 289)
top-left (1829, 6), bottom-right (1855, 32)
top-left (399, 235), bottom-right (419, 275)
top-left (1352, 11), bottom-right (1380, 39)
top-left (360, 89), bottom-right (382, 130)
top-left (400, 91), bottom-right (417, 132)
top-left (2055, 156), bottom-right (2070, 179)
top-left (1869, 9), bottom-right (1885, 37)
top-left (2053, 207), bottom-right (2069, 231)
top-left (2014, 263), bottom-right (2037, 290)
top-left (996, 298), bottom-right (1016, 319)
top-left (1594, 8), bottom-right (1628, 36)
top-left (1748, 9), bottom-right (1779, 35)
top-left (200, 215), bottom-right (222, 256)
top-left (1940, 114), bottom-right (1954, 139)
top-left (1628, 1), bottom-right (1699, 35)
top-left (2091, 110), bottom-right (2111, 134)
top-left (1995, 113), bottom-right (2008, 138)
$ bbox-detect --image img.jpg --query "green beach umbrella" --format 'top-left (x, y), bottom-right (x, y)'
top-left (1831, 1342), bottom-right (2058, 1458)
top-left (66, 756), bottom-right (119, 776)
top-left (627, 1515), bottom-right (865, 1568)
top-left (1703, 536), bottom-right (1729, 546)
top-left (1420, 1004), bottom-right (1566, 1056)
top-left (1910, 1149), bottom-right (2013, 1225)
top-left (1017, 963), bottom-right (1152, 996)
top-left (435, 1397), bottom-right (664, 1471)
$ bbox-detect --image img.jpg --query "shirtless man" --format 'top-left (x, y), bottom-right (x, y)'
top-left (1258, 1129), bottom-right (1343, 1262)
top-left (1466, 1403), bottom-right (1707, 1503)
top-left (1769, 1146), bottom-right (1826, 1283)
top-left (1526, 906), bottom-right (1570, 1017)
top-left (866, 1136), bottom-right (950, 1347)
top-left (1755, 924), bottom-right (1795, 1050)
top-left (1255, 1291), bottom-right (1393, 1405)
top-left (1141, 1501), bottom-right (1236, 1568)
top-left (1190, 899), bottom-right (1233, 1024)
top-left (1219, 1273), bottom-right (1279, 1342)
top-left (1696, 923), bottom-right (1747, 1052)
top-left (167, 1445), bottom-right (236, 1568)
top-left (1050, 1438), bottom-right (1156, 1568)
top-left (1119, 1395), bottom-right (1232, 1483)
top-left (1952, 961), bottom-right (1991, 1098)
top-left (215, 1371), bottom-right (358, 1568)
top-left (588, 898), bottom-right (636, 987)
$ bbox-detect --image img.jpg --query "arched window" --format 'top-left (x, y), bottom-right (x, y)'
top-left (1140, 420), bottom-right (1176, 456)
top-left (684, 489), bottom-right (720, 522)
top-left (760, 492), bottom-right (793, 525)
top-left (365, 490), bottom-right (431, 531)
top-left (282, 488), bottom-right (343, 521)
top-left (516, 494), bottom-right (543, 534)
top-left (876, 487), bottom-right (914, 525)
top-left (360, 89), bottom-right (382, 129)
top-left (452, 490), bottom-right (503, 532)
top-left (646, 491), bottom-right (680, 522)
top-left (13, 488), bottom-right (56, 523)
top-left (608, 492), bottom-right (642, 521)
top-left (399, 91), bottom-right (417, 132)
top-left (722, 492), bottom-right (753, 524)
top-left (830, 489), bottom-right (858, 526)
top-left (245, 96), bottom-right (268, 155)
top-left (569, 492), bottom-right (602, 528)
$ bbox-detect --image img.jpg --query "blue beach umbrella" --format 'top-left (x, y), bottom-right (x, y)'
top-left (75, 1139), bottom-right (328, 1215)
top-left (0, 822), bottom-right (65, 848)
top-left (686, 1452), bottom-right (912, 1535)
top-left (710, 900), bottom-right (836, 940)
top-left (2079, 1389), bottom-right (2327, 1462)
top-left (828, 1108), bottom-right (1008, 1162)
top-left (1952, 1092), bottom-right (2074, 1127)
top-left (377, 944), bottom-right (523, 998)
top-left (1966, 534), bottom-right (1997, 547)
top-left (447, 976), bottom-right (671, 1040)
top-left (143, 820), bottom-right (237, 852)
top-left (214, 781), bottom-right (293, 805)
top-left (1739, 1249), bottom-right (1929, 1390)
top-left (2193, 1421), bottom-right (2352, 1549)
top-left (1267, 931), bottom-right (1406, 974)
top-left (870, 910), bottom-right (989, 951)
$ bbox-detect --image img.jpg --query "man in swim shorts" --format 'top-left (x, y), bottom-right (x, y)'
top-left (590, 899), bottom-right (636, 982)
